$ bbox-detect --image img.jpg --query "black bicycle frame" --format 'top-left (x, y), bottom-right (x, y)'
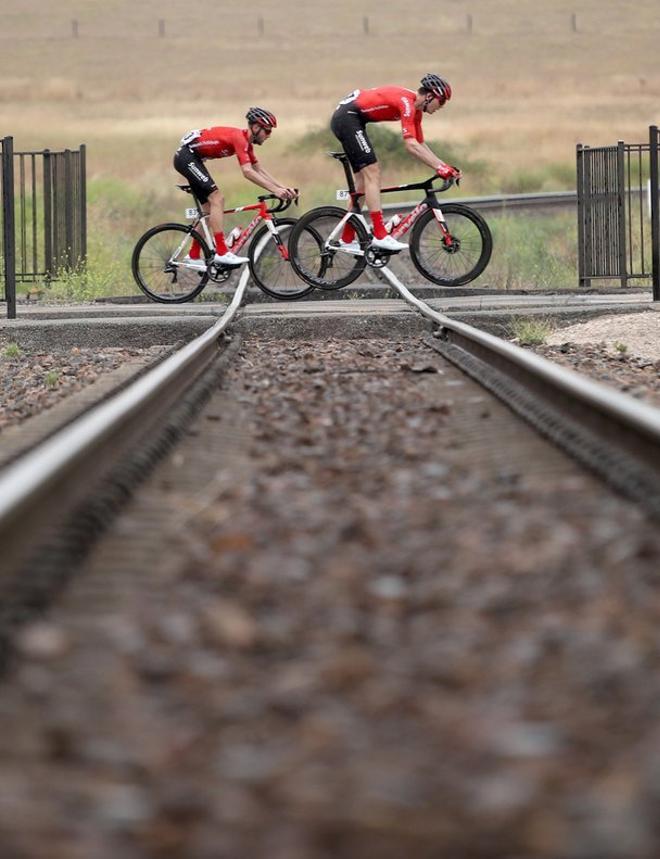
top-left (330, 151), bottom-right (453, 214)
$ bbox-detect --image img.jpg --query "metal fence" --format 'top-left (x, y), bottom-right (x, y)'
top-left (1, 136), bottom-right (87, 319)
top-left (577, 125), bottom-right (659, 299)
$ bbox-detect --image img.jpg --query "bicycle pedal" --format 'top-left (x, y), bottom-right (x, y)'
top-left (213, 265), bottom-right (234, 281)
top-left (366, 248), bottom-right (394, 268)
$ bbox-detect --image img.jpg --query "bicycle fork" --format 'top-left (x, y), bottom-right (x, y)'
top-left (264, 217), bottom-right (290, 261)
top-left (427, 203), bottom-right (459, 251)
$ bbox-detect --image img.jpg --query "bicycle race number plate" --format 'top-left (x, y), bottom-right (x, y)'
top-left (336, 190), bottom-right (350, 201)
top-left (185, 208), bottom-right (198, 219)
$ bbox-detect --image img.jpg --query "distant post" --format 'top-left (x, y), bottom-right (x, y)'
top-left (650, 125), bottom-right (660, 301)
top-left (72, 19), bottom-right (79, 38)
top-left (363, 16), bottom-right (369, 35)
top-left (571, 13), bottom-right (577, 32)
top-left (466, 14), bottom-right (473, 34)
top-left (158, 19), bottom-right (165, 38)
top-left (257, 16), bottom-right (264, 36)
top-left (1, 136), bottom-right (16, 319)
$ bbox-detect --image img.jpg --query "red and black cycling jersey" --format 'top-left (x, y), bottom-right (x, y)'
top-left (339, 87), bottom-right (424, 143)
top-left (180, 126), bottom-right (258, 165)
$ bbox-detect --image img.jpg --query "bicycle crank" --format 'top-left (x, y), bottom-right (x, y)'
top-left (208, 264), bottom-right (233, 283)
top-left (366, 247), bottom-right (395, 268)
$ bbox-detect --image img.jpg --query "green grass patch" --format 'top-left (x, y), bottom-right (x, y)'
top-left (44, 369), bottom-right (60, 387)
top-left (508, 316), bottom-right (556, 345)
top-left (481, 212), bottom-right (577, 290)
top-left (2, 343), bottom-right (22, 358)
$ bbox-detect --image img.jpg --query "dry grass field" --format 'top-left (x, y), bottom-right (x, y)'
top-left (1, 0), bottom-right (659, 194)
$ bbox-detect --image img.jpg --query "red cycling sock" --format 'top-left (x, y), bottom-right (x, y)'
top-left (214, 231), bottom-right (228, 255)
top-left (189, 239), bottom-right (202, 259)
top-left (341, 221), bottom-right (356, 243)
top-left (370, 211), bottom-right (387, 239)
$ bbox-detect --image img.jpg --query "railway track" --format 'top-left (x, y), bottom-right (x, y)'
top-left (2, 266), bottom-right (660, 855)
top-left (2, 266), bottom-right (659, 580)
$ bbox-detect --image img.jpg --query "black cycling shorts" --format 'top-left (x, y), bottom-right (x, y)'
top-left (173, 145), bottom-right (218, 203)
top-left (330, 105), bottom-right (378, 173)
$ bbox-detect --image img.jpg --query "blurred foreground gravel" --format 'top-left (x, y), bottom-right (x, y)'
top-left (1, 335), bottom-right (660, 858)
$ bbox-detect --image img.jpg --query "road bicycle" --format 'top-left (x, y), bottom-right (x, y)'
top-left (131, 186), bottom-right (318, 303)
top-left (288, 152), bottom-right (493, 291)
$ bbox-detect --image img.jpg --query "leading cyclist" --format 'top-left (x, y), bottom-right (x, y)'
top-left (173, 107), bottom-right (296, 268)
top-left (330, 74), bottom-right (461, 253)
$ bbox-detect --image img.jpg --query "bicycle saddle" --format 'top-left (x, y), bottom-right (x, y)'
top-left (328, 151), bottom-right (349, 162)
top-left (176, 184), bottom-right (193, 193)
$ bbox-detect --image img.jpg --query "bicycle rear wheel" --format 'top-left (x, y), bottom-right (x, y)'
top-left (409, 204), bottom-right (492, 286)
top-left (132, 223), bottom-right (210, 303)
top-left (288, 206), bottom-right (369, 290)
top-left (248, 218), bottom-right (316, 300)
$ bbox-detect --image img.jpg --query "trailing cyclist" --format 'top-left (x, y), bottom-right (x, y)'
top-left (330, 74), bottom-right (461, 253)
top-left (173, 107), bottom-right (296, 268)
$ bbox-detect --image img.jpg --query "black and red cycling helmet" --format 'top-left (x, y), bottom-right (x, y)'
top-left (246, 106), bottom-right (278, 129)
top-left (419, 74), bottom-right (452, 104)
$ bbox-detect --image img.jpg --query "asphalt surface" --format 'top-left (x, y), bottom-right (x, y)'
top-left (1, 289), bottom-right (657, 348)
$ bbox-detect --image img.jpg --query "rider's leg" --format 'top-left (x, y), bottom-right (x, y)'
top-left (189, 201), bottom-right (210, 259)
top-left (341, 172), bottom-right (365, 243)
top-left (359, 162), bottom-right (387, 239)
top-left (207, 189), bottom-right (228, 255)
top-left (206, 188), bottom-right (248, 266)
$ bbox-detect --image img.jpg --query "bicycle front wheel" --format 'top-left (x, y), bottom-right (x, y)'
top-left (289, 206), bottom-right (369, 290)
top-left (409, 204), bottom-right (492, 286)
top-left (248, 218), bottom-right (316, 300)
top-left (132, 223), bottom-right (210, 303)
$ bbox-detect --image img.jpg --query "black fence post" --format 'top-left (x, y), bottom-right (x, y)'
top-left (43, 149), bottom-right (53, 280)
top-left (257, 16), bottom-right (264, 36)
top-left (467, 14), bottom-right (473, 34)
top-left (79, 144), bottom-right (87, 266)
top-left (616, 140), bottom-right (628, 287)
top-left (72, 19), bottom-right (79, 38)
top-left (64, 149), bottom-right (74, 269)
top-left (650, 125), bottom-right (660, 302)
top-left (2, 137), bottom-right (16, 319)
top-left (576, 143), bottom-right (588, 289)
top-left (158, 19), bottom-right (165, 37)
top-left (363, 16), bottom-right (369, 35)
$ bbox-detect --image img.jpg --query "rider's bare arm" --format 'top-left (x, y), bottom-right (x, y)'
top-left (404, 138), bottom-right (457, 174)
top-left (241, 162), bottom-right (294, 198)
top-left (256, 164), bottom-right (297, 199)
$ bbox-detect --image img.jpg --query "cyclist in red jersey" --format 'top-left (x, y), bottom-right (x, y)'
top-left (174, 107), bottom-right (296, 267)
top-left (330, 74), bottom-right (461, 253)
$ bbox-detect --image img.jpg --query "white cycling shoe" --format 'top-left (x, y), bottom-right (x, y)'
top-left (181, 255), bottom-right (207, 270)
top-left (213, 251), bottom-right (249, 267)
top-left (371, 234), bottom-right (408, 253)
top-left (338, 239), bottom-right (363, 255)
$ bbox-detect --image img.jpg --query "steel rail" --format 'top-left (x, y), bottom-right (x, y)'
top-left (383, 186), bottom-right (644, 216)
top-left (383, 189), bottom-right (578, 216)
top-left (0, 259), bottom-right (253, 573)
top-left (381, 266), bottom-right (660, 493)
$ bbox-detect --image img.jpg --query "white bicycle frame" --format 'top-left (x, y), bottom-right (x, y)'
top-left (173, 204), bottom-right (287, 270)
top-left (327, 199), bottom-right (446, 256)
top-left (169, 211), bottom-right (215, 270)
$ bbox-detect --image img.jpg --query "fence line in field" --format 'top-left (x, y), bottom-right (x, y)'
top-left (0, 13), bottom-right (655, 41)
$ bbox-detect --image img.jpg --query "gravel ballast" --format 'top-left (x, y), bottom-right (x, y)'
top-left (0, 344), bottom-right (170, 432)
